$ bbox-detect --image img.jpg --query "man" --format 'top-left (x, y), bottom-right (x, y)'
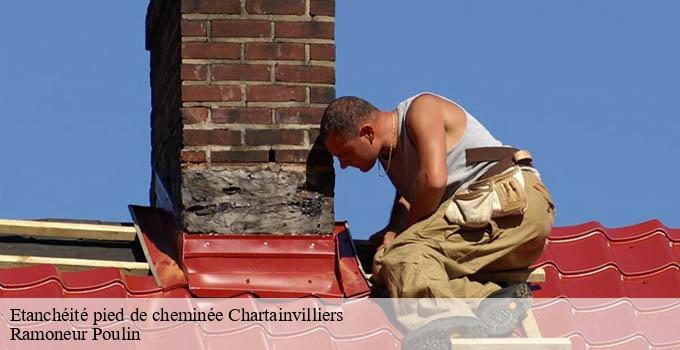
top-left (320, 93), bottom-right (556, 348)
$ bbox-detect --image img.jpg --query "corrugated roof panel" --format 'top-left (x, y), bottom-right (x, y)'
top-left (0, 265), bottom-right (187, 298)
top-left (2, 215), bottom-right (678, 349)
top-left (540, 232), bottom-right (615, 274)
top-left (532, 265), bottom-right (627, 298)
top-left (621, 266), bottom-right (680, 297)
top-left (534, 299), bottom-right (680, 349)
top-left (549, 220), bottom-right (680, 242)
top-left (203, 326), bottom-right (270, 350)
top-left (530, 221), bottom-right (680, 349)
top-left (532, 220), bottom-right (680, 298)
top-left (137, 322), bottom-right (206, 349)
top-left (609, 233), bottom-right (679, 274)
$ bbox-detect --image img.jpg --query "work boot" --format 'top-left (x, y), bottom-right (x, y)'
top-left (401, 316), bottom-right (489, 350)
top-left (474, 283), bottom-right (532, 337)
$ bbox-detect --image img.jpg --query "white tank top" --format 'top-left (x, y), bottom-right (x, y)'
top-left (379, 92), bottom-right (503, 203)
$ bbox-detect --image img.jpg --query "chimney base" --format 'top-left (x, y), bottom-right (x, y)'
top-left (181, 163), bottom-right (334, 234)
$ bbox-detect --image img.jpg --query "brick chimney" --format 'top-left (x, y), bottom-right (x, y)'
top-left (145, 0), bottom-right (335, 234)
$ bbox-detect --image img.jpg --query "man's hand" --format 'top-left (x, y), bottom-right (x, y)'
top-left (369, 229), bottom-right (397, 249)
top-left (376, 231), bottom-right (396, 251)
top-left (369, 228), bottom-right (388, 247)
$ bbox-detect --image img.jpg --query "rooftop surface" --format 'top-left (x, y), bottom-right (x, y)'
top-left (0, 213), bottom-right (678, 349)
top-left (532, 219), bottom-right (680, 298)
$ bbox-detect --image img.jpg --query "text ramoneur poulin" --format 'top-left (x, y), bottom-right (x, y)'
top-left (9, 306), bottom-right (344, 341)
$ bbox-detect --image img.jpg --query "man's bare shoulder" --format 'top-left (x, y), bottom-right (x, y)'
top-left (408, 93), bottom-right (442, 114)
top-left (407, 93), bottom-right (463, 117)
top-left (405, 93), bottom-right (467, 150)
top-left (403, 94), bottom-right (447, 142)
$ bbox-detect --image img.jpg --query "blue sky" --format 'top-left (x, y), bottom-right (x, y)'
top-left (1, 1), bottom-right (678, 239)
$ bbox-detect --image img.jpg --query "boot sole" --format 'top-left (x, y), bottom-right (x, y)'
top-left (402, 316), bottom-right (489, 350)
top-left (475, 283), bottom-right (532, 336)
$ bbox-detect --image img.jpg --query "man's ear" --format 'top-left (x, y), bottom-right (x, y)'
top-left (359, 124), bottom-right (375, 143)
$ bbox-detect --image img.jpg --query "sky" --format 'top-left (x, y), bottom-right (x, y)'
top-left (0, 1), bottom-right (678, 239)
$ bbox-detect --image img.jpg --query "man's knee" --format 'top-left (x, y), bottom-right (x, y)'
top-left (375, 244), bottom-right (450, 297)
top-left (374, 245), bottom-right (405, 280)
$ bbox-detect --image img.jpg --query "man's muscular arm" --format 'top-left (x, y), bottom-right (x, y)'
top-left (369, 192), bottom-right (410, 248)
top-left (404, 95), bottom-right (448, 227)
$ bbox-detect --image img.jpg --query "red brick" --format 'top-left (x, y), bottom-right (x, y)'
top-left (245, 43), bottom-right (304, 60)
top-left (246, 0), bottom-right (305, 15)
top-left (212, 108), bottom-right (271, 124)
top-left (212, 150), bottom-right (269, 163)
top-left (310, 86), bottom-right (335, 104)
top-left (310, 0), bottom-right (335, 16)
top-left (181, 107), bottom-right (209, 124)
top-left (274, 149), bottom-right (308, 163)
top-left (181, 150), bottom-right (207, 163)
top-left (310, 44), bottom-right (335, 61)
top-left (246, 85), bottom-right (305, 102)
top-left (212, 20), bottom-right (271, 38)
top-left (245, 129), bottom-right (304, 146)
top-left (181, 64), bottom-right (208, 81)
top-left (276, 108), bottom-right (324, 124)
top-left (181, 0), bottom-right (241, 14)
top-left (182, 85), bottom-right (242, 102)
top-left (276, 65), bottom-right (334, 83)
top-left (181, 20), bottom-right (207, 36)
top-left (184, 129), bottom-right (242, 146)
top-left (182, 43), bottom-right (240, 59)
top-left (276, 22), bottom-right (334, 39)
top-left (212, 64), bottom-right (271, 81)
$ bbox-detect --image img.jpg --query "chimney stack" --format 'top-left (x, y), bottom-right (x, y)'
top-left (146, 0), bottom-right (336, 234)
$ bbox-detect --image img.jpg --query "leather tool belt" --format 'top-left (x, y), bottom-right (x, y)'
top-left (466, 147), bottom-right (534, 180)
top-left (444, 147), bottom-right (534, 227)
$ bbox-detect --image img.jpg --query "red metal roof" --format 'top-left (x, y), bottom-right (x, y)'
top-left (0, 211), bottom-right (370, 299)
top-left (531, 220), bottom-right (680, 298)
top-left (2, 219), bottom-right (678, 300)
top-left (181, 221), bottom-right (370, 298)
top-left (0, 265), bottom-right (189, 298)
top-left (532, 299), bottom-right (680, 350)
top-left (531, 220), bottom-right (680, 350)
top-left (2, 216), bottom-right (679, 349)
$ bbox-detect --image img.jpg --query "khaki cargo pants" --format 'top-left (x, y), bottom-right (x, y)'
top-left (372, 169), bottom-right (555, 329)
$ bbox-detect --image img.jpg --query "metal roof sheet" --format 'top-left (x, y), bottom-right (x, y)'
top-left (1, 214), bottom-right (679, 349)
top-left (0, 214), bottom-right (370, 299)
top-left (0, 265), bottom-right (189, 298)
top-left (182, 222), bottom-right (370, 298)
top-left (533, 299), bottom-right (680, 350)
top-left (532, 220), bottom-right (680, 298)
top-left (531, 220), bottom-right (680, 349)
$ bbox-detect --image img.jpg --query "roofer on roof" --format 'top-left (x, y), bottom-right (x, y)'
top-left (320, 92), bottom-right (556, 349)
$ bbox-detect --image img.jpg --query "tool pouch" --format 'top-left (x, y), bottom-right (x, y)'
top-left (445, 166), bottom-right (527, 228)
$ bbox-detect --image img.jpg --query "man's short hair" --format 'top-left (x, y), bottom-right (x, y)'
top-left (319, 96), bottom-right (378, 140)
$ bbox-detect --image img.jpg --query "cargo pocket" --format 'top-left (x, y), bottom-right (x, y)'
top-left (439, 226), bottom-right (492, 265)
top-left (445, 166), bottom-right (528, 228)
top-left (494, 173), bottom-right (527, 214)
top-left (444, 186), bottom-right (494, 228)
